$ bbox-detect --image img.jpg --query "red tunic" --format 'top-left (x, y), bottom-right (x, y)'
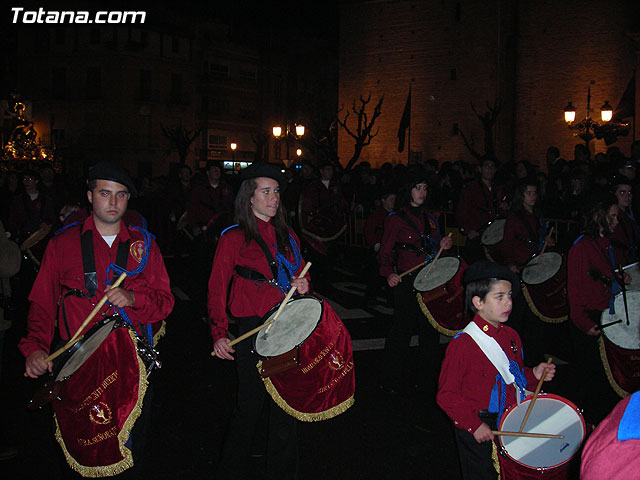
top-left (18, 215), bottom-right (174, 358)
top-left (456, 180), bottom-right (506, 234)
top-left (581, 392), bottom-right (640, 480)
top-left (608, 209), bottom-right (639, 267)
top-left (437, 315), bottom-right (537, 433)
top-left (207, 218), bottom-right (310, 342)
top-left (300, 179), bottom-right (349, 217)
top-left (363, 207), bottom-right (390, 249)
top-left (501, 210), bottom-right (540, 266)
top-left (187, 182), bottom-right (234, 229)
top-left (568, 235), bottom-right (613, 333)
top-left (378, 207), bottom-right (442, 278)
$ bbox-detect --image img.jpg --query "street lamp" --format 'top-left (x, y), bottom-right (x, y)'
top-left (272, 123), bottom-right (305, 167)
top-left (563, 84), bottom-right (618, 147)
top-left (230, 142), bottom-right (237, 162)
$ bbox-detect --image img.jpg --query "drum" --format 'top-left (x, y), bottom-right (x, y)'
top-left (298, 194), bottom-right (346, 243)
top-left (521, 252), bottom-right (568, 323)
top-left (46, 316), bottom-right (157, 476)
top-left (623, 262), bottom-right (640, 291)
top-left (498, 393), bottom-right (585, 480)
top-left (254, 295), bottom-right (355, 422)
top-left (481, 219), bottom-right (506, 264)
top-left (416, 257), bottom-right (468, 336)
top-left (599, 291), bottom-right (640, 397)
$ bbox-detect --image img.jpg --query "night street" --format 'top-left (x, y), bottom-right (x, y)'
top-left (1, 246), bottom-right (581, 479)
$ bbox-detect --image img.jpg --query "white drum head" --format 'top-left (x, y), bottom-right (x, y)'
top-left (623, 262), bottom-right (640, 292)
top-left (254, 297), bottom-right (322, 357)
top-left (500, 395), bottom-right (585, 469)
top-left (413, 257), bottom-right (460, 292)
top-left (55, 319), bottom-right (117, 381)
top-left (601, 291), bottom-right (640, 350)
top-left (522, 252), bottom-right (562, 285)
top-left (481, 219), bottom-right (506, 246)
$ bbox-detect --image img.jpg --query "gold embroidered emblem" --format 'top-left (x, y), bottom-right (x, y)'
top-left (328, 350), bottom-right (345, 370)
top-left (482, 325), bottom-right (489, 332)
top-left (130, 240), bottom-right (144, 264)
top-left (89, 402), bottom-right (112, 425)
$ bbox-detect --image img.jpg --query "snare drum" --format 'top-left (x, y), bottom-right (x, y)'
top-left (498, 393), bottom-right (585, 480)
top-left (51, 315), bottom-right (155, 476)
top-left (254, 295), bottom-right (355, 421)
top-left (481, 219), bottom-right (507, 264)
top-left (521, 252), bottom-right (568, 323)
top-left (416, 257), bottom-right (468, 336)
top-left (599, 291), bottom-right (640, 397)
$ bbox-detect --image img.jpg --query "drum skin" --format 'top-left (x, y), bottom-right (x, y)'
top-left (599, 292), bottom-right (640, 397)
top-left (482, 219), bottom-right (508, 265)
top-left (53, 322), bottom-right (147, 476)
top-left (417, 257), bottom-right (468, 336)
top-left (258, 297), bottom-right (355, 422)
top-left (521, 253), bottom-right (569, 323)
top-left (497, 394), bottom-right (585, 480)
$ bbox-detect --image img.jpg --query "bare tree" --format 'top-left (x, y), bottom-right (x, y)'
top-left (458, 99), bottom-right (501, 161)
top-left (161, 121), bottom-right (201, 165)
top-left (337, 93), bottom-right (383, 171)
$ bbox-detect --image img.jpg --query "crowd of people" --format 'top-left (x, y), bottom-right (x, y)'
top-left (2, 139), bottom-right (640, 479)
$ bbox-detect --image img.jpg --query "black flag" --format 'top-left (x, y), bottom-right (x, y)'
top-left (397, 86), bottom-right (411, 152)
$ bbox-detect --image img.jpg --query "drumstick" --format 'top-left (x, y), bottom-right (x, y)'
top-left (491, 431), bottom-right (564, 439)
top-left (24, 272), bottom-right (128, 377)
top-left (211, 262), bottom-right (312, 358)
top-left (539, 227), bottom-right (554, 257)
top-left (519, 357), bottom-right (553, 432)
top-left (398, 233), bottom-right (453, 279)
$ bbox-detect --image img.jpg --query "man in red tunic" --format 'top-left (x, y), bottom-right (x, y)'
top-left (456, 156), bottom-right (508, 263)
top-left (608, 175), bottom-right (639, 267)
top-left (19, 162), bottom-right (174, 474)
top-left (187, 161), bottom-right (234, 237)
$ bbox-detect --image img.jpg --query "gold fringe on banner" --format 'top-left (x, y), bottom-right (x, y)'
top-left (416, 292), bottom-right (463, 337)
top-left (55, 329), bottom-right (149, 477)
top-left (521, 284), bottom-right (567, 324)
top-left (598, 336), bottom-right (630, 399)
top-left (257, 361), bottom-right (354, 422)
top-left (153, 320), bottom-right (167, 345)
top-left (491, 441), bottom-right (502, 480)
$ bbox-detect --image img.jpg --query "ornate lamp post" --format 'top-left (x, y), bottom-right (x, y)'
top-left (272, 123), bottom-right (304, 167)
top-left (563, 84), bottom-right (616, 147)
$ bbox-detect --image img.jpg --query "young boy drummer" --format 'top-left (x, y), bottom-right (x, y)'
top-left (436, 261), bottom-right (556, 480)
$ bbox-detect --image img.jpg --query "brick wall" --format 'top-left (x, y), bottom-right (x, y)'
top-left (338, 0), bottom-right (637, 170)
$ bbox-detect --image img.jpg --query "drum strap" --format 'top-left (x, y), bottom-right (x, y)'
top-left (61, 231), bottom-right (130, 340)
top-left (514, 210), bottom-right (539, 245)
top-left (396, 209), bottom-right (436, 257)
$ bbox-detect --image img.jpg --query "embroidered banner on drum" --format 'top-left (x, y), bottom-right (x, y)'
top-left (260, 300), bottom-right (355, 422)
top-left (54, 327), bottom-right (147, 477)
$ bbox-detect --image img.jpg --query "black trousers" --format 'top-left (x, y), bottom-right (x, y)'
top-left (380, 278), bottom-right (440, 391)
top-left (217, 316), bottom-right (298, 480)
top-left (454, 428), bottom-right (499, 480)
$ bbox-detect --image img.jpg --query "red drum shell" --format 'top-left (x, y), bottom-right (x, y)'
top-left (260, 297), bottom-right (355, 422)
top-left (417, 257), bottom-right (468, 336)
top-left (521, 255), bottom-right (568, 323)
top-left (599, 336), bottom-right (640, 397)
top-left (497, 394), bottom-right (585, 480)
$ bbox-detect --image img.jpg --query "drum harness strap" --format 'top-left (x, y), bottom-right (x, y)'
top-left (457, 322), bottom-right (527, 422)
top-left (575, 235), bottom-right (622, 314)
top-left (394, 209), bottom-right (437, 262)
top-left (59, 228), bottom-right (129, 340)
top-left (234, 230), bottom-right (302, 295)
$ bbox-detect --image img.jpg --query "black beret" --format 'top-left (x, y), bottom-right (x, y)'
top-left (610, 174), bottom-right (633, 188)
top-left (463, 260), bottom-right (521, 296)
top-left (240, 162), bottom-right (287, 191)
top-left (88, 162), bottom-right (137, 197)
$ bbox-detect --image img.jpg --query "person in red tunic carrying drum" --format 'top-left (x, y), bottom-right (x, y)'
top-left (568, 195), bottom-right (632, 424)
top-left (19, 162), bottom-right (174, 477)
top-left (437, 261), bottom-right (556, 480)
top-left (378, 170), bottom-right (453, 395)
top-left (209, 163), bottom-right (310, 480)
